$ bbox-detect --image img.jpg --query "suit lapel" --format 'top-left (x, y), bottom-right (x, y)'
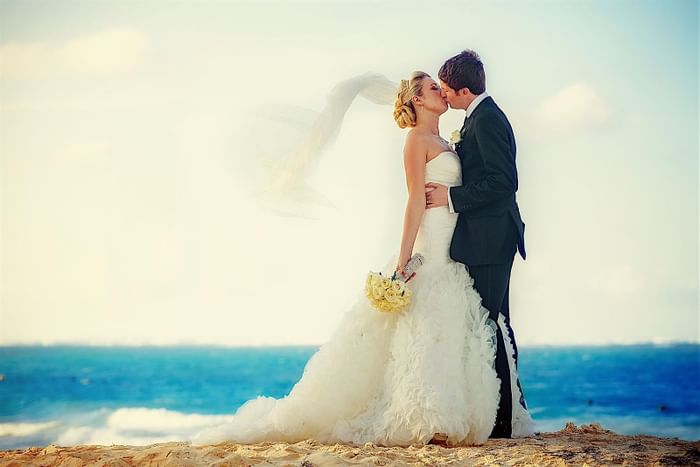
top-left (460, 112), bottom-right (470, 136)
top-left (455, 112), bottom-right (470, 161)
top-left (461, 95), bottom-right (494, 135)
top-left (457, 97), bottom-right (494, 161)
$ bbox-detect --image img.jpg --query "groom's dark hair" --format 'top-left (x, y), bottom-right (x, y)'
top-left (438, 49), bottom-right (486, 95)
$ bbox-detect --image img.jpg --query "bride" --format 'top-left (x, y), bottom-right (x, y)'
top-left (190, 71), bottom-right (535, 448)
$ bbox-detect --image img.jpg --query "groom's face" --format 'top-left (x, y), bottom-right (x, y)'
top-left (439, 80), bottom-right (470, 110)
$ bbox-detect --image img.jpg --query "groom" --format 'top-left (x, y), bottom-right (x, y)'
top-left (425, 49), bottom-right (528, 439)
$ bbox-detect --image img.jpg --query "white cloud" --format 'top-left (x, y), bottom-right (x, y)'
top-left (0, 27), bottom-right (148, 79)
top-left (532, 82), bottom-right (614, 131)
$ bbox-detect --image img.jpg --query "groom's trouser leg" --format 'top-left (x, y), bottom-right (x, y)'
top-left (467, 259), bottom-right (514, 438)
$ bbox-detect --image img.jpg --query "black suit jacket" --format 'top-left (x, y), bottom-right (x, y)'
top-left (448, 96), bottom-right (526, 266)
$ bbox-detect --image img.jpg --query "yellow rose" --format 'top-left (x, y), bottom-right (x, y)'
top-left (450, 129), bottom-right (461, 145)
top-left (380, 278), bottom-right (391, 290)
top-left (391, 280), bottom-right (405, 293)
top-left (365, 287), bottom-right (376, 301)
top-left (372, 286), bottom-right (384, 300)
top-left (384, 289), bottom-right (399, 303)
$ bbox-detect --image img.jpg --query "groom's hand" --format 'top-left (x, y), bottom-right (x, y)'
top-left (425, 183), bottom-right (448, 209)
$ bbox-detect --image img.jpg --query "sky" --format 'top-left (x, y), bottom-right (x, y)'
top-left (0, 0), bottom-right (698, 346)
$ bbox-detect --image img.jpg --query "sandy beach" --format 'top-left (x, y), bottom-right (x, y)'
top-left (1, 422), bottom-right (698, 466)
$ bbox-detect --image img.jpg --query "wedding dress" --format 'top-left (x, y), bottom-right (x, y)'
top-left (191, 150), bottom-right (535, 447)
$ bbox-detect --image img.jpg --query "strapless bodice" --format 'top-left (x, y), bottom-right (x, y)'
top-left (425, 150), bottom-right (461, 186)
top-left (415, 151), bottom-right (462, 267)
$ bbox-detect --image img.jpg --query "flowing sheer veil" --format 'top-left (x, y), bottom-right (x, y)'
top-left (253, 72), bottom-right (399, 219)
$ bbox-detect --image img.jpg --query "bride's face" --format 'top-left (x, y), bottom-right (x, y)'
top-left (416, 78), bottom-right (448, 115)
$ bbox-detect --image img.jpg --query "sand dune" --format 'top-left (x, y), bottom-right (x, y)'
top-left (1, 422), bottom-right (698, 466)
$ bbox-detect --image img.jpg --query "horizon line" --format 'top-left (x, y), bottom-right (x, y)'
top-left (0, 339), bottom-right (698, 348)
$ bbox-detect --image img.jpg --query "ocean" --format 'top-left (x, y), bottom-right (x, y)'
top-left (0, 344), bottom-right (698, 450)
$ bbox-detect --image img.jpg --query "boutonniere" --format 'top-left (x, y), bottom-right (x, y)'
top-left (449, 129), bottom-right (462, 150)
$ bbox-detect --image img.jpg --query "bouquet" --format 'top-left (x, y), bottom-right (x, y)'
top-left (364, 253), bottom-right (425, 313)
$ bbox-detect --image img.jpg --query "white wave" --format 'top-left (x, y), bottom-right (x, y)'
top-left (0, 421), bottom-right (59, 437)
top-left (105, 407), bottom-right (234, 436)
top-left (1, 407), bottom-right (235, 449)
top-left (56, 426), bottom-right (180, 447)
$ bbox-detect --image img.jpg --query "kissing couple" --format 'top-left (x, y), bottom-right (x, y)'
top-left (191, 49), bottom-right (536, 447)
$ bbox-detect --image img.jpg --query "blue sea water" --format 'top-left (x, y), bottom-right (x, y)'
top-left (0, 344), bottom-right (698, 450)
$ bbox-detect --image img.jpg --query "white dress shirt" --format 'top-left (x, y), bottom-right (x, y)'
top-left (446, 91), bottom-right (489, 214)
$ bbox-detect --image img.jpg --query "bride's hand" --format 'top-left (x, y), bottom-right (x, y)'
top-left (395, 260), bottom-right (407, 279)
top-left (395, 260), bottom-right (415, 281)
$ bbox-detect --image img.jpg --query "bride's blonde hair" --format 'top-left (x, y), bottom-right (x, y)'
top-left (393, 71), bottom-right (430, 129)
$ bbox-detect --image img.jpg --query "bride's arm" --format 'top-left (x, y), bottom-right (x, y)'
top-left (396, 132), bottom-right (427, 275)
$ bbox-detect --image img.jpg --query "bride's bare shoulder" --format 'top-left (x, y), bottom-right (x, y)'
top-left (404, 127), bottom-right (430, 148)
top-left (403, 128), bottom-right (428, 161)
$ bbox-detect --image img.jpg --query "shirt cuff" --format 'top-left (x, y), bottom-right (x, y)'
top-left (447, 187), bottom-right (455, 214)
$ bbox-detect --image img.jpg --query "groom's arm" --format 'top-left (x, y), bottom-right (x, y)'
top-left (448, 111), bottom-right (517, 213)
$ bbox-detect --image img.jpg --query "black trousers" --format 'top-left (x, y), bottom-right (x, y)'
top-left (467, 258), bottom-right (527, 438)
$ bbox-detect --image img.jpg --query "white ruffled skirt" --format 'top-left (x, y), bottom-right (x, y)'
top-left (190, 250), bottom-right (535, 447)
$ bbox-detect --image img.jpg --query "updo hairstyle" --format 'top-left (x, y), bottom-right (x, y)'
top-left (393, 71), bottom-right (430, 128)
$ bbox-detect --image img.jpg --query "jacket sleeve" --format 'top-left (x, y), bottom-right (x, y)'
top-left (448, 111), bottom-right (516, 213)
